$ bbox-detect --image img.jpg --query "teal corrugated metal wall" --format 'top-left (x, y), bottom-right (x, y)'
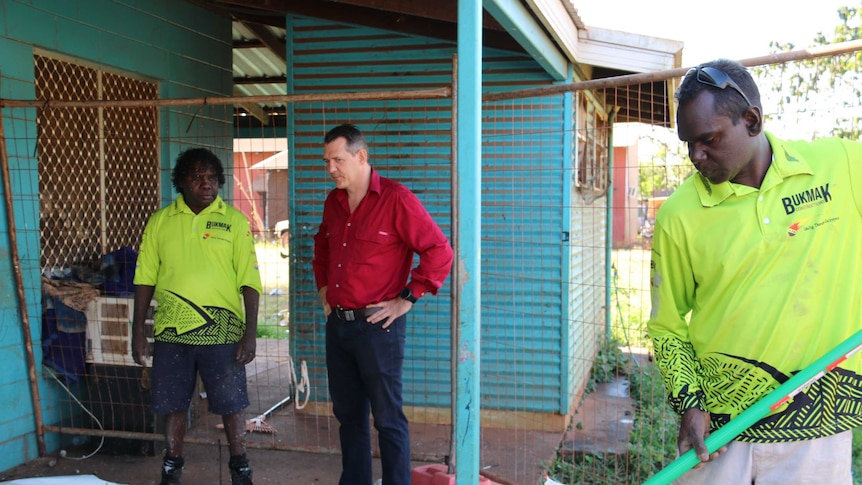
top-left (287, 15), bottom-right (456, 409)
top-left (481, 96), bottom-right (567, 413)
top-left (287, 15), bottom-right (598, 415)
top-left (0, 0), bottom-right (231, 471)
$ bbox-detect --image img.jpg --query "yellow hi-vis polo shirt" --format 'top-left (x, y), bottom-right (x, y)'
top-left (648, 132), bottom-right (862, 443)
top-left (134, 194), bottom-right (262, 345)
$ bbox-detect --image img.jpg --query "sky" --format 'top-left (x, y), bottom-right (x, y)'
top-left (574, 0), bottom-right (855, 66)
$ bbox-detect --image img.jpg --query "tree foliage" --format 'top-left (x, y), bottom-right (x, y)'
top-left (752, 4), bottom-right (862, 140)
top-left (638, 132), bottom-right (692, 199)
top-left (638, 4), bottom-right (860, 205)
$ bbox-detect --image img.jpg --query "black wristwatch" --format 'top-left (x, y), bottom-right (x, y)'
top-left (400, 287), bottom-right (417, 303)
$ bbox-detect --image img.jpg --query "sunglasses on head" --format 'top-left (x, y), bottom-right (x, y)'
top-left (690, 66), bottom-right (752, 108)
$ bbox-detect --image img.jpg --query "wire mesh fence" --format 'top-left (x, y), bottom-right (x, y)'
top-left (1, 46), bottom-right (860, 484)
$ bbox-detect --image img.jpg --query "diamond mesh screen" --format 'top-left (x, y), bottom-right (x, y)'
top-left (35, 55), bottom-right (159, 269)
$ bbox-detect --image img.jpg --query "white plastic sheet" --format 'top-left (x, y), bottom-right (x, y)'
top-left (2, 475), bottom-right (127, 485)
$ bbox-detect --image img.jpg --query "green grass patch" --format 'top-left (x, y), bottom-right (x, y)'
top-left (256, 294), bottom-right (289, 340)
top-left (254, 241), bottom-right (291, 340)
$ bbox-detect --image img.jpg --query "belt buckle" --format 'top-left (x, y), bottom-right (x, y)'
top-left (344, 309), bottom-right (355, 321)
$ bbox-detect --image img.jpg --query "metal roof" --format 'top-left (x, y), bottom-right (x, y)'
top-left (232, 22), bottom-right (287, 107)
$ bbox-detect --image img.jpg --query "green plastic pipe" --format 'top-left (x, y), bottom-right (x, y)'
top-left (644, 327), bottom-right (862, 485)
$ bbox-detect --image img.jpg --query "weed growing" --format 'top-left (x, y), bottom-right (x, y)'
top-left (548, 338), bottom-right (678, 484)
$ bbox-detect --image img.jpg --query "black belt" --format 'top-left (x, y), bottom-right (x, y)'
top-left (334, 307), bottom-right (381, 321)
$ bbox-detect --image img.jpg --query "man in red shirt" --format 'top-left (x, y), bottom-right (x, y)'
top-left (313, 124), bottom-right (453, 485)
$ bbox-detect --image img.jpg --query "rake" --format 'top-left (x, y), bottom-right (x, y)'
top-left (216, 393), bottom-right (292, 434)
top-left (219, 354), bottom-right (310, 434)
top-left (245, 394), bottom-right (292, 434)
top-left (247, 355), bottom-right (311, 433)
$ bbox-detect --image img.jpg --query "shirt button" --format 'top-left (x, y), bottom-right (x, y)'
top-left (343, 243), bottom-right (347, 247)
top-left (338, 264), bottom-right (342, 268)
top-left (335, 284), bottom-right (339, 288)
top-left (763, 218), bottom-right (770, 224)
top-left (347, 223), bottom-right (351, 226)
top-left (759, 196), bottom-right (764, 201)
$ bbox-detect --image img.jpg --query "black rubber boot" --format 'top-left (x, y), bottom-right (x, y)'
top-left (229, 453), bottom-right (253, 485)
top-left (159, 456), bottom-right (184, 485)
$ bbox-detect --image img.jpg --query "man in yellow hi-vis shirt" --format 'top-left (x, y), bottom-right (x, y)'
top-left (132, 148), bottom-right (262, 485)
top-left (648, 58), bottom-right (862, 484)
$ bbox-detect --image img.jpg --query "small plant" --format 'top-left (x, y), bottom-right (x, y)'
top-left (549, 342), bottom-right (678, 484)
top-left (853, 427), bottom-right (862, 484)
top-left (626, 367), bottom-right (678, 481)
top-left (587, 336), bottom-right (631, 393)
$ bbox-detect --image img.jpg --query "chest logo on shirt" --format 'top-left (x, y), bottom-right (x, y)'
top-left (205, 221), bottom-right (232, 232)
top-left (787, 216), bottom-right (839, 236)
top-left (781, 183), bottom-right (831, 215)
top-left (787, 217), bottom-right (812, 236)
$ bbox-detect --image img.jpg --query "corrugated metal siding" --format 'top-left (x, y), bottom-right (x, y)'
top-left (567, 196), bottom-right (607, 409)
top-left (566, 96), bottom-right (609, 412)
top-left (287, 15), bottom-right (589, 414)
top-left (481, 94), bottom-right (566, 413)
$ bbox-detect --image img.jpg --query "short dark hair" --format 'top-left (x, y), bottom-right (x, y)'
top-left (676, 59), bottom-right (761, 123)
top-left (171, 148), bottom-right (225, 193)
top-left (324, 123), bottom-right (368, 155)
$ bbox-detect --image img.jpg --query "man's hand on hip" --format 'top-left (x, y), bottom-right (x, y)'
top-left (366, 297), bottom-right (412, 328)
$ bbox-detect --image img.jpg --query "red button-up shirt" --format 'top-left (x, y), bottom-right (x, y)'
top-left (313, 169), bottom-right (453, 309)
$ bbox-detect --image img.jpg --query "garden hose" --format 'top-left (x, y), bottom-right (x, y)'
top-left (644, 327), bottom-right (862, 485)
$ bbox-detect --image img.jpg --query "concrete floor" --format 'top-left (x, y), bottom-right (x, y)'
top-left (0, 443), bottom-right (355, 485)
top-left (0, 424), bottom-right (555, 485)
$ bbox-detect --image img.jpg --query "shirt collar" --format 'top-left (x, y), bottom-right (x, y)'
top-left (168, 194), bottom-right (227, 216)
top-left (334, 167), bottom-right (380, 204)
top-left (368, 167), bottom-right (381, 194)
top-left (693, 131), bottom-right (813, 207)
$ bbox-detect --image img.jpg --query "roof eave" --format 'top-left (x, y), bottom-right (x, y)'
top-left (577, 25), bottom-right (683, 73)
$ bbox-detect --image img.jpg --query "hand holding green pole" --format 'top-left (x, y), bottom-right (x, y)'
top-left (643, 328), bottom-right (862, 485)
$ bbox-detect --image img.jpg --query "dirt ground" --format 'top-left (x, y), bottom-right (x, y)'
top-left (0, 442), bottom-right (423, 485)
